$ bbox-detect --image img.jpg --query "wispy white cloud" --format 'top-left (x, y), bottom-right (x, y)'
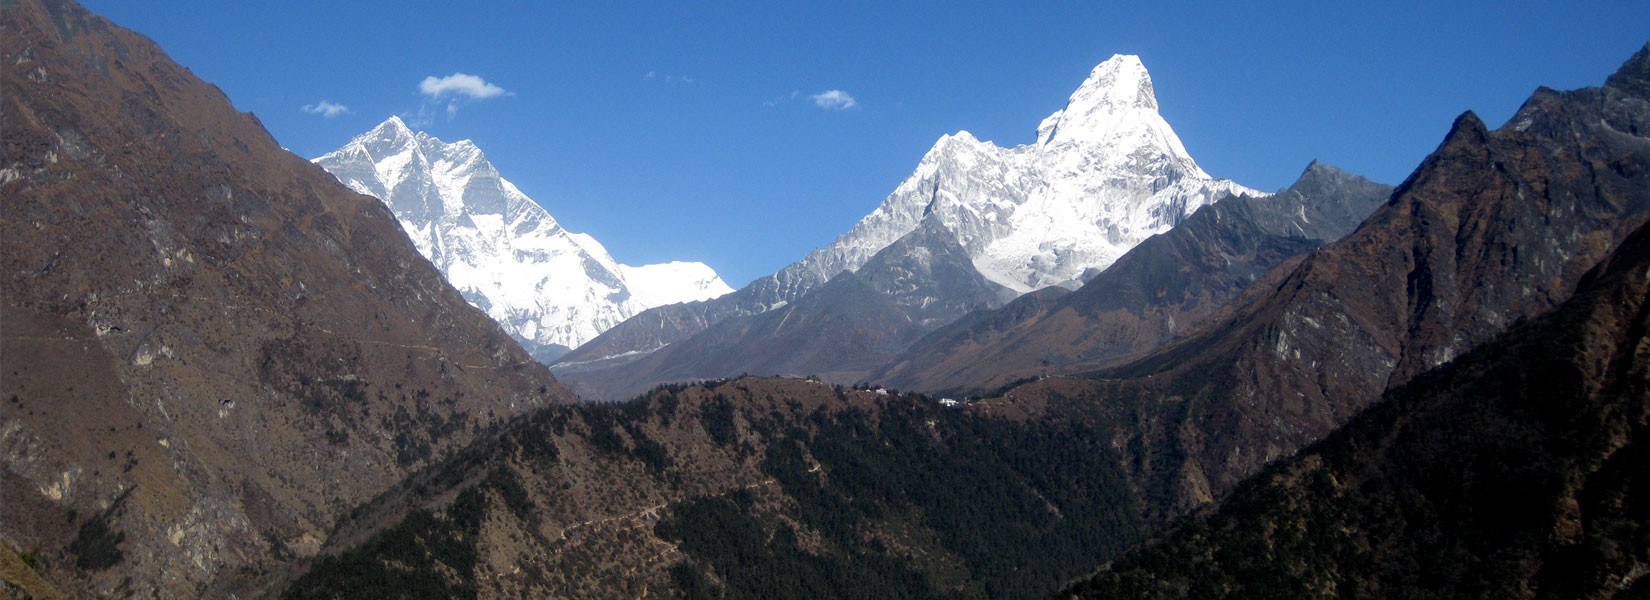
top-left (418, 73), bottom-right (509, 99)
top-left (301, 100), bottom-right (350, 118)
top-left (401, 104), bottom-right (435, 128)
top-left (810, 89), bottom-right (858, 110)
top-left (646, 71), bottom-right (695, 84)
top-left (414, 73), bottom-right (508, 120)
top-left (764, 90), bottom-right (801, 108)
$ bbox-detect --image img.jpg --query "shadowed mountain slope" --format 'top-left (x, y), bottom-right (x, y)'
top-left (1065, 205), bottom-right (1650, 600)
top-left (554, 217), bottom-right (1014, 400)
top-left (877, 161), bottom-right (1391, 394)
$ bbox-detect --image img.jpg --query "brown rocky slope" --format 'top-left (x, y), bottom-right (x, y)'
top-left (1064, 203), bottom-right (1650, 600)
top-left (1, 0), bottom-right (572, 596)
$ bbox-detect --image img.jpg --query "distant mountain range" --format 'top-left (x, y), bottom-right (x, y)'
top-left (5, 1), bottom-right (1648, 597)
top-left (314, 118), bottom-right (732, 361)
top-left (875, 160), bottom-right (1392, 394)
top-left (556, 216), bottom-right (1019, 396)
top-left (286, 44), bottom-right (1650, 598)
top-left (556, 54), bottom-right (1260, 399)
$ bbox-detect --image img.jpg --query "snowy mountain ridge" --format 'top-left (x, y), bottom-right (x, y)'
top-left (558, 54), bottom-right (1260, 370)
top-left (778, 53), bottom-right (1260, 295)
top-left (315, 117), bottom-right (732, 361)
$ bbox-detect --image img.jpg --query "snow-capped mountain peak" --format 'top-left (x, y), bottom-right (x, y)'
top-left (782, 54), bottom-right (1258, 294)
top-left (557, 54), bottom-right (1263, 372)
top-left (315, 117), bottom-right (732, 361)
top-left (1035, 54), bottom-right (1199, 174)
top-left (1068, 54), bottom-right (1158, 112)
top-left (372, 113), bottom-right (414, 138)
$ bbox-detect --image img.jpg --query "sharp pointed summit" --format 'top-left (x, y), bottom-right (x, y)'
top-left (556, 54), bottom-right (1260, 397)
top-left (1035, 55), bottom-right (1201, 176)
top-left (781, 53), bottom-right (1256, 296)
top-left (1604, 42), bottom-right (1650, 97)
top-left (1082, 54), bottom-right (1158, 109)
top-left (1037, 55), bottom-right (1161, 142)
top-left (315, 118), bottom-right (733, 361)
top-left (375, 113), bottom-right (413, 135)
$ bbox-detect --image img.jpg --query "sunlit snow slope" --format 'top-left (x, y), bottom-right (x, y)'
top-left (563, 54), bottom-right (1260, 368)
top-left (315, 117), bottom-right (732, 361)
top-left (792, 54), bottom-right (1261, 294)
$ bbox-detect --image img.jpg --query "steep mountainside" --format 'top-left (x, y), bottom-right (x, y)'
top-left (559, 55), bottom-right (1257, 372)
top-left (315, 118), bottom-right (732, 362)
top-left (877, 161), bottom-right (1391, 394)
top-left (987, 43), bottom-right (1650, 518)
top-left (1065, 216), bottom-right (1650, 600)
top-left (0, 1), bottom-right (572, 596)
top-left (554, 217), bottom-right (1015, 400)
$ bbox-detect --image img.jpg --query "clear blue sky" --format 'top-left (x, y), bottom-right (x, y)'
top-left (80, 1), bottom-right (1649, 288)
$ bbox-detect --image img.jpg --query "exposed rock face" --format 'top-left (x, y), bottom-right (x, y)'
top-left (557, 55), bottom-right (1256, 375)
top-left (0, 0), bottom-right (572, 596)
top-left (856, 217), bottom-right (1020, 330)
top-left (554, 218), bottom-right (1016, 400)
top-left (314, 118), bottom-right (733, 362)
top-left (876, 162), bottom-right (1392, 394)
top-left (993, 43), bottom-right (1650, 518)
top-left (1064, 215), bottom-right (1650, 600)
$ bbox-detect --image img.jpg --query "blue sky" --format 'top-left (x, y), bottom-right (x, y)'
top-left (82, 1), bottom-right (1649, 288)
